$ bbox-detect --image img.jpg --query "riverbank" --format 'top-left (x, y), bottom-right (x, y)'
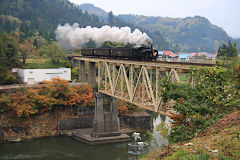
top-left (141, 110), bottom-right (240, 160)
top-left (0, 106), bottom-right (152, 143)
top-left (0, 107), bottom-right (80, 142)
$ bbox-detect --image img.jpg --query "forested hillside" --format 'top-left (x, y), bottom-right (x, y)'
top-left (0, 0), bottom-right (101, 41)
top-left (119, 14), bottom-right (231, 52)
top-left (0, 0), bottom-right (171, 50)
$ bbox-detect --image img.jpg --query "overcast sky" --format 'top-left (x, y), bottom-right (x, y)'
top-left (69, 0), bottom-right (240, 38)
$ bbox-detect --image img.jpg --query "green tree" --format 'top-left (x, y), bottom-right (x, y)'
top-left (101, 41), bottom-right (124, 48)
top-left (41, 42), bottom-right (65, 63)
top-left (31, 31), bottom-right (48, 50)
top-left (0, 32), bottom-right (20, 67)
top-left (19, 23), bottom-right (33, 42)
top-left (0, 32), bottom-right (19, 84)
top-left (217, 41), bottom-right (238, 58)
top-left (227, 41), bottom-right (234, 57)
top-left (233, 42), bottom-right (238, 57)
top-left (0, 15), bottom-right (21, 34)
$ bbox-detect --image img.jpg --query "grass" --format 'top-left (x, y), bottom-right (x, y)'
top-left (213, 126), bottom-right (240, 158)
top-left (25, 58), bottom-right (49, 63)
top-left (22, 58), bottom-right (70, 69)
top-left (163, 150), bottom-right (210, 160)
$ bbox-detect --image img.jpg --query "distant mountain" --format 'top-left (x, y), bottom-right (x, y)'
top-left (118, 15), bottom-right (231, 52)
top-left (0, 0), bottom-right (101, 40)
top-left (78, 3), bottom-right (232, 52)
top-left (79, 3), bottom-right (108, 22)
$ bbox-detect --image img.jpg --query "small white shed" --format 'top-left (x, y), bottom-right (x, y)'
top-left (15, 68), bottom-right (71, 84)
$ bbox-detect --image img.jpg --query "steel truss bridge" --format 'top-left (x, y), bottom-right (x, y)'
top-left (71, 57), bottom-right (213, 115)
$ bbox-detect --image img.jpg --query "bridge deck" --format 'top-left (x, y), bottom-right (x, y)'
top-left (73, 56), bottom-right (215, 68)
top-left (73, 57), bottom-right (213, 70)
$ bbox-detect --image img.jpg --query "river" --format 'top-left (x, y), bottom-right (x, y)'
top-left (0, 114), bottom-right (171, 160)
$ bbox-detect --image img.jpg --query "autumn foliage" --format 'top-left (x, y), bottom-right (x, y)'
top-left (19, 39), bottom-right (38, 64)
top-left (168, 112), bottom-right (185, 126)
top-left (9, 78), bottom-right (94, 117)
top-left (118, 101), bottom-right (129, 115)
top-left (118, 100), bottom-right (144, 115)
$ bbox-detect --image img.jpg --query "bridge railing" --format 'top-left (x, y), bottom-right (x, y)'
top-left (157, 58), bottom-right (216, 64)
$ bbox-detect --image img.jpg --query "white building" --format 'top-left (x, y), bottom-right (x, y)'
top-left (13, 68), bottom-right (71, 84)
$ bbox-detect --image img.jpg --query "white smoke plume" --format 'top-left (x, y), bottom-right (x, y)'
top-left (55, 23), bottom-right (152, 50)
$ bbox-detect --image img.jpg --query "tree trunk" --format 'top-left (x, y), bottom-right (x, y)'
top-left (23, 57), bottom-right (26, 64)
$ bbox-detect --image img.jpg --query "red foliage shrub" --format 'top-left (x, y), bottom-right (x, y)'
top-left (118, 101), bottom-right (129, 115)
top-left (10, 78), bottom-right (94, 117)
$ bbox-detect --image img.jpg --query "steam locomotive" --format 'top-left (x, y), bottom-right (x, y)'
top-left (81, 46), bottom-right (158, 61)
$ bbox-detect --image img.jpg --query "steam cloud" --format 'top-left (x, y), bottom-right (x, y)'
top-left (55, 23), bottom-right (152, 50)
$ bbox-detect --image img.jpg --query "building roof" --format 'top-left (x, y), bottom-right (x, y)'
top-left (191, 53), bottom-right (198, 56)
top-left (163, 51), bottom-right (171, 55)
top-left (169, 53), bottom-right (178, 57)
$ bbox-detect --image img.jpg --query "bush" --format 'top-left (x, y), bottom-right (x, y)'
top-left (10, 78), bottom-right (94, 117)
top-left (162, 65), bottom-right (240, 143)
top-left (71, 67), bottom-right (79, 81)
top-left (0, 94), bottom-right (11, 113)
top-left (0, 68), bottom-right (17, 85)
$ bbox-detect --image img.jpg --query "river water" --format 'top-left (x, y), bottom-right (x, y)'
top-left (0, 114), bottom-right (171, 160)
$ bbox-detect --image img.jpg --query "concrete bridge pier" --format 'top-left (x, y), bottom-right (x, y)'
top-left (92, 92), bottom-right (104, 134)
top-left (78, 60), bottom-right (86, 82)
top-left (72, 92), bottom-right (130, 145)
top-left (71, 58), bottom-right (77, 69)
top-left (92, 92), bottom-right (121, 137)
top-left (88, 62), bottom-right (97, 87)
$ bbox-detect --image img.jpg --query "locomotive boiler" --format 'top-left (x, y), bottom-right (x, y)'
top-left (81, 46), bottom-right (158, 61)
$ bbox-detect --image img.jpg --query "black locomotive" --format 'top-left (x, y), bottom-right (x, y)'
top-left (81, 46), bottom-right (158, 61)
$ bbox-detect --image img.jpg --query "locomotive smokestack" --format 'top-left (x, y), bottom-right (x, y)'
top-left (55, 23), bottom-right (152, 51)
